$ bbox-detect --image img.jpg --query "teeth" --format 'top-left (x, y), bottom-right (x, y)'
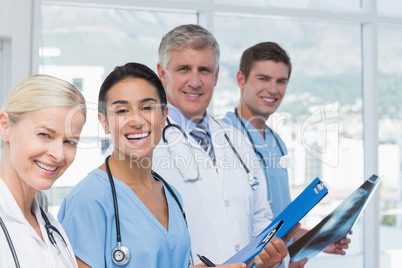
top-left (185, 93), bottom-right (200, 97)
top-left (127, 133), bottom-right (149, 139)
top-left (263, 97), bottom-right (275, 102)
top-left (35, 161), bottom-right (57, 171)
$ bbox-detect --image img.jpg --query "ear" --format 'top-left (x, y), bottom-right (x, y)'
top-left (161, 106), bottom-right (168, 128)
top-left (213, 66), bottom-right (220, 87)
top-left (0, 111), bottom-right (11, 140)
top-left (98, 113), bottom-right (110, 134)
top-left (157, 63), bottom-right (167, 87)
top-left (236, 70), bottom-right (246, 91)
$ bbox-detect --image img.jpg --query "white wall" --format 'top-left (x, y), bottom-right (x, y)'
top-left (0, 0), bottom-right (33, 98)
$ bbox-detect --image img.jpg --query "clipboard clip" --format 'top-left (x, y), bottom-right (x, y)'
top-left (314, 181), bottom-right (325, 194)
top-left (258, 221), bottom-right (284, 247)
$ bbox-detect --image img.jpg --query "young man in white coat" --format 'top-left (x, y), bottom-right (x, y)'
top-left (152, 24), bottom-right (297, 268)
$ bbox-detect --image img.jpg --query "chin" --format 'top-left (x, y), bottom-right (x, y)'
top-left (35, 180), bottom-right (57, 191)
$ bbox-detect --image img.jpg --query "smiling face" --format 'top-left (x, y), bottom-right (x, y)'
top-left (1, 106), bottom-right (85, 191)
top-left (157, 47), bottom-right (219, 123)
top-left (238, 60), bottom-right (289, 122)
top-left (99, 78), bottom-right (167, 160)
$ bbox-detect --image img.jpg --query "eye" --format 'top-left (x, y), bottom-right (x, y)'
top-left (64, 139), bottom-right (78, 147)
top-left (115, 109), bottom-right (128, 114)
top-left (200, 68), bottom-right (212, 74)
top-left (177, 66), bottom-right (189, 72)
top-left (278, 80), bottom-right (288, 85)
top-left (39, 133), bottom-right (50, 138)
top-left (142, 105), bottom-right (155, 111)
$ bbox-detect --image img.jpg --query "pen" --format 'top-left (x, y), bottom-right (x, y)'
top-left (197, 254), bottom-right (216, 267)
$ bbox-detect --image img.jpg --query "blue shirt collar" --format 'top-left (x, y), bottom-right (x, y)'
top-left (167, 101), bottom-right (211, 135)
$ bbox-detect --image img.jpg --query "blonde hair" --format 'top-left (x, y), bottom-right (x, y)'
top-left (2, 74), bottom-right (86, 124)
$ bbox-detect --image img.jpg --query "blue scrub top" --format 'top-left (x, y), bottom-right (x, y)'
top-left (58, 169), bottom-right (191, 268)
top-left (222, 111), bottom-right (291, 218)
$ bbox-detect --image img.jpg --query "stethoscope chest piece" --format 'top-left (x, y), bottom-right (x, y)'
top-left (112, 244), bottom-right (131, 266)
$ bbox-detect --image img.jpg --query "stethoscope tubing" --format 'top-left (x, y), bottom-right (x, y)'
top-left (162, 116), bottom-right (260, 190)
top-left (234, 108), bottom-right (285, 160)
top-left (105, 155), bottom-right (123, 244)
top-left (104, 155), bottom-right (193, 266)
top-left (234, 108), bottom-right (287, 204)
top-left (0, 215), bottom-right (20, 268)
top-left (1, 207), bottom-right (76, 268)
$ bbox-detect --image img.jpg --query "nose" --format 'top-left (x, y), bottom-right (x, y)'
top-left (188, 70), bottom-right (202, 88)
top-left (266, 80), bottom-right (279, 95)
top-left (48, 140), bottom-right (66, 163)
top-left (126, 114), bottom-right (146, 128)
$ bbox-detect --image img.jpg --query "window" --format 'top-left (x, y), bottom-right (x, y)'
top-left (72, 78), bottom-right (83, 91)
top-left (378, 24), bottom-right (402, 268)
top-left (214, 0), bottom-right (360, 11)
top-left (378, 0), bottom-right (402, 18)
top-left (40, 3), bottom-right (197, 213)
top-left (214, 14), bottom-right (363, 267)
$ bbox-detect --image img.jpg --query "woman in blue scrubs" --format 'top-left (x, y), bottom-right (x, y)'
top-left (58, 63), bottom-right (245, 268)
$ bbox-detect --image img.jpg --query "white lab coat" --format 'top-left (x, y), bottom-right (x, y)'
top-left (153, 115), bottom-right (275, 265)
top-left (0, 178), bottom-right (77, 268)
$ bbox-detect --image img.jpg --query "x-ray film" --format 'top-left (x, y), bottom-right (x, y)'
top-left (289, 175), bottom-right (381, 262)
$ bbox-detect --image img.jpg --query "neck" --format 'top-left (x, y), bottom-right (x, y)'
top-left (109, 151), bottom-right (154, 187)
top-left (0, 156), bottom-right (37, 219)
top-left (167, 102), bottom-right (206, 124)
top-left (237, 103), bottom-right (267, 138)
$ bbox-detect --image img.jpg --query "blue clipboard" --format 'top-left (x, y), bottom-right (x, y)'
top-left (223, 178), bottom-right (328, 264)
top-left (268, 177), bottom-right (328, 239)
top-left (224, 220), bottom-right (284, 264)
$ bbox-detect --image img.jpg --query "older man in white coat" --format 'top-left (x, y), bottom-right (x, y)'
top-left (152, 24), bottom-right (298, 268)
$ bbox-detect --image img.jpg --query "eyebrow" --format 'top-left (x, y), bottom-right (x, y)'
top-left (38, 125), bottom-right (56, 134)
top-left (39, 125), bottom-right (80, 140)
top-left (140, 98), bottom-right (158, 103)
top-left (256, 74), bottom-right (288, 81)
top-left (109, 100), bottom-right (129, 107)
top-left (176, 64), bottom-right (191, 70)
top-left (109, 98), bottom-right (158, 107)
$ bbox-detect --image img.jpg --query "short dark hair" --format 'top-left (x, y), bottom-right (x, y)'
top-left (98, 62), bottom-right (167, 115)
top-left (239, 42), bottom-right (292, 81)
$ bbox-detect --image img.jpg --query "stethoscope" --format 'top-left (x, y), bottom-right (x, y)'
top-left (104, 155), bottom-right (193, 266)
top-left (162, 117), bottom-right (260, 190)
top-left (0, 207), bottom-right (77, 268)
top-left (234, 108), bottom-right (291, 205)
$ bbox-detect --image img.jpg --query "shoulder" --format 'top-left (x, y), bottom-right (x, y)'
top-left (220, 111), bottom-right (238, 128)
top-left (66, 169), bottom-right (111, 200)
top-left (267, 127), bottom-right (287, 149)
top-left (58, 169), bottom-right (112, 220)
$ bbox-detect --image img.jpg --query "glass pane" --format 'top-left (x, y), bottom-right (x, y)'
top-left (40, 4), bottom-right (197, 214)
top-left (378, 24), bottom-right (402, 268)
top-left (214, 0), bottom-right (361, 12)
top-left (378, 0), bottom-right (402, 18)
top-left (214, 15), bottom-right (363, 267)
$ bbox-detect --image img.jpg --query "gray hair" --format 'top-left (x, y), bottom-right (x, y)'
top-left (158, 24), bottom-right (220, 69)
